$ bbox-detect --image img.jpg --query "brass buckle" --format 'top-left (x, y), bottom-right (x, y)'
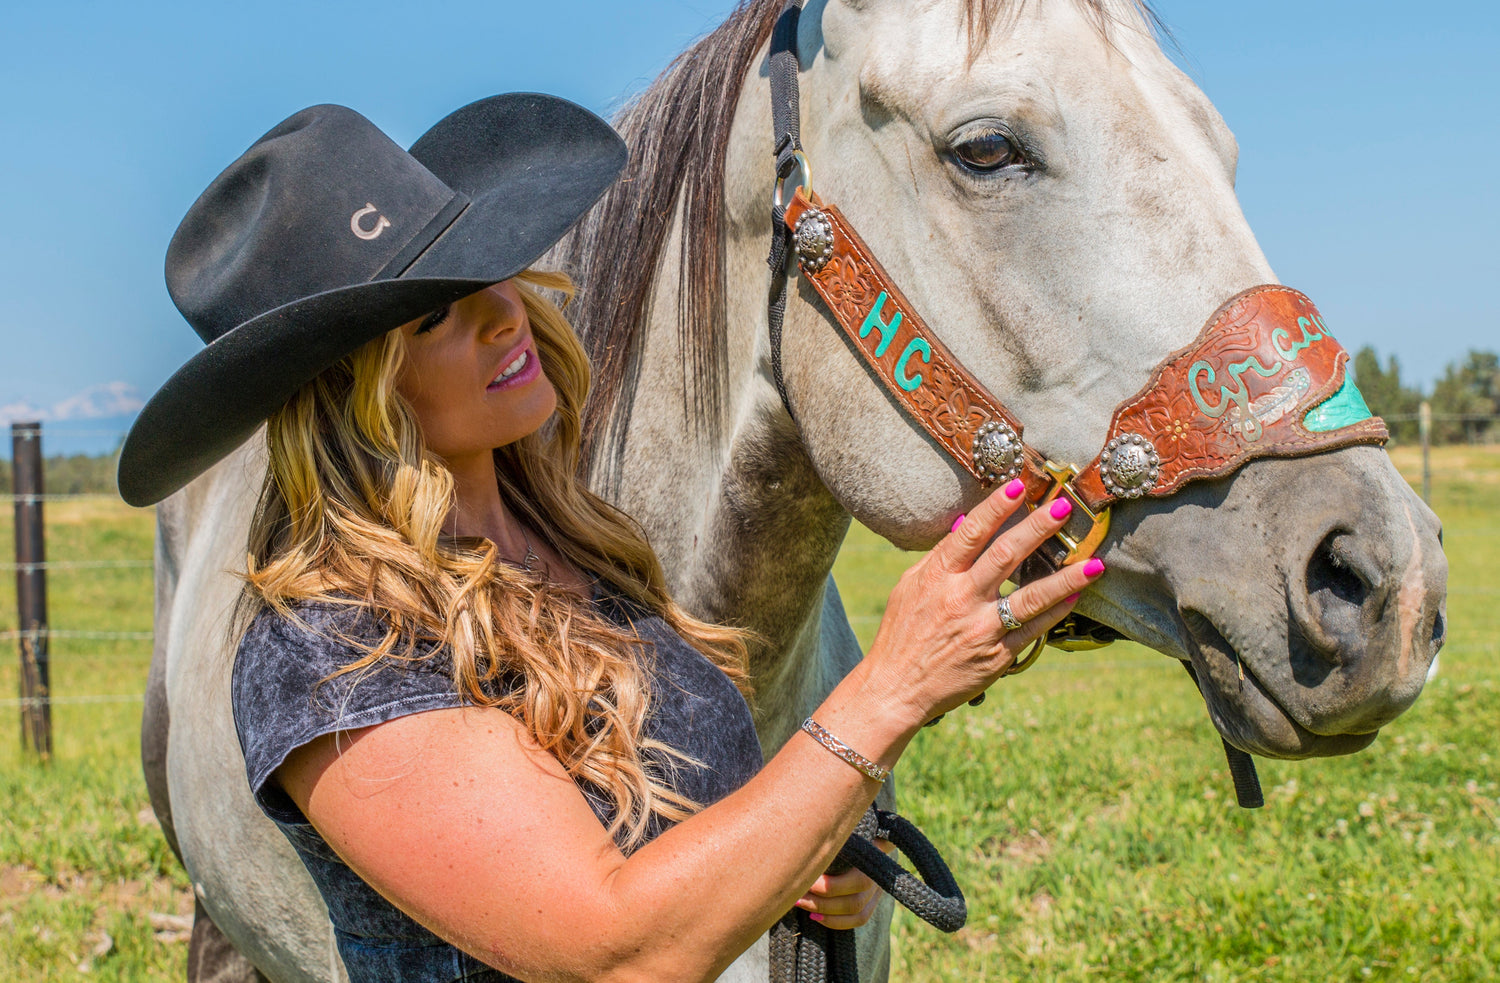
top-left (1006, 615), bottom-right (1117, 677)
top-left (1032, 460), bottom-right (1111, 566)
top-left (1046, 614), bottom-right (1117, 652)
top-left (1004, 465), bottom-right (1115, 677)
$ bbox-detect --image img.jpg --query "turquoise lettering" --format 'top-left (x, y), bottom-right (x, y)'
top-left (1272, 316), bottom-right (1325, 361)
top-left (1190, 354), bottom-right (1283, 441)
top-left (895, 338), bottom-right (931, 392)
top-left (1233, 355), bottom-right (1285, 382)
top-left (1189, 361), bottom-right (1226, 416)
top-left (860, 291), bottom-right (902, 358)
top-left (1271, 328), bottom-right (1294, 360)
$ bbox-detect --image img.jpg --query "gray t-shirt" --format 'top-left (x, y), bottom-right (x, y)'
top-left (232, 582), bottom-right (762, 982)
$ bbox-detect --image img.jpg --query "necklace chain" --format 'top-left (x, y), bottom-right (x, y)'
top-left (518, 526), bottom-right (540, 573)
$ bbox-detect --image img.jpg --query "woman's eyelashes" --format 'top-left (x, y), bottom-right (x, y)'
top-left (416, 305), bottom-right (452, 335)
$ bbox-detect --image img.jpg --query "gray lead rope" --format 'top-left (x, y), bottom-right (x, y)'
top-left (769, 806), bottom-right (967, 983)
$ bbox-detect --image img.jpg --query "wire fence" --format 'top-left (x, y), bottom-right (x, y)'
top-left (1, 694), bottom-right (145, 709)
top-left (0, 629), bottom-right (154, 641)
top-left (2, 425), bottom-right (128, 438)
top-left (6, 418), bottom-right (1500, 753)
top-left (4, 493), bottom-right (130, 503)
top-left (1383, 412), bottom-right (1500, 422)
top-left (6, 422), bottom-right (152, 755)
top-left (0, 560), bottom-right (152, 572)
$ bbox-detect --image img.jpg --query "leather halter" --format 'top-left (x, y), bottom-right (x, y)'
top-left (762, 0), bottom-right (1388, 809)
top-left (780, 191), bottom-right (1390, 578)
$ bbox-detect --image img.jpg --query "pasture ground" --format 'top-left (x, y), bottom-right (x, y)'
top-left (1, 446), bottom-right (1496, 981)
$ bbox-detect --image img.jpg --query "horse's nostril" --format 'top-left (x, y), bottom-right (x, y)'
top-left (1306, 530), bottom-right (1369, 636)
top-left (1431, 608), bottom-right (1446, 648)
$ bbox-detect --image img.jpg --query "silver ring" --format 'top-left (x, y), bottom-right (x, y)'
top-left (996, 595), bottom-right (1025, 632)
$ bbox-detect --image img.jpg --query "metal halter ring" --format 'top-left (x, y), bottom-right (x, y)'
top-left (1005, 636), bottom-right (1046, 677)
top-left (773, 149), bottom-right (813, 212)
top-left (996, 595), bottom-right (1025, 632)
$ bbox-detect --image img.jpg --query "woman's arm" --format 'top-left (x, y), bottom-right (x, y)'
top-left (276, 482), bottom-right (1100, 982)
top-left (281, 686), bottom-right (885, 983)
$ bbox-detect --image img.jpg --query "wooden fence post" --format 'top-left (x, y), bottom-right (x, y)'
top-left (12, 421), bottom-right (51, 760)
top-left (1419, 401), bottom-right (1432, 506)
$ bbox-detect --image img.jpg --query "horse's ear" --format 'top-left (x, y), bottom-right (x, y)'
top-left (813, 0), bottom-right (869, 61)
top-left (787, 0), bottom-right (841, 64)
top-left (824, 0), bottom-right (884, 16)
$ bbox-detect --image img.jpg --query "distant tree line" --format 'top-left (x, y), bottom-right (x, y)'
top-left (0, 453), bottom-right (119, 495)
top-left (1354, 347), bottom-right (1499, 445)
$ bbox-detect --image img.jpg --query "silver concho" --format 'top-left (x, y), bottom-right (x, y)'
top-left (972, 420), bottom-right (1024, 484)
top-left (793, 208), bottom-right (835, 274)
top-left (1099, 433), bottom-right (1160, 499)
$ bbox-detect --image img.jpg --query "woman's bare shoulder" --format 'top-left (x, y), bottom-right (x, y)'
top-left (274, 703), bottom-right (630, 972)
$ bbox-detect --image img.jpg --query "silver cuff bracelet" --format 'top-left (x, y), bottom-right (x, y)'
top-left (801, 717), bottom-right (890, 783)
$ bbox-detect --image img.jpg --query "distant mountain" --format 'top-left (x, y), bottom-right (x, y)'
top-left (0, 383), bottom-right (141, 459)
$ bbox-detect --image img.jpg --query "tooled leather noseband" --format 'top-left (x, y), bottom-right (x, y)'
top-left (779, 193), bottom-right (1388, 574)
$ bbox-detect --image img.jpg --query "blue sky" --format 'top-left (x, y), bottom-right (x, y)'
top-left (1, 0), bottom-right (1495, 456)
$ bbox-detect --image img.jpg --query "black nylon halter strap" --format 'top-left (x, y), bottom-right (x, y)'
top-left (1181, 661), bottom-right (1265, 808)
top-left (767, 0), bottom-right (805, 423)
top-left (765, 13), bottom-right (971, 980)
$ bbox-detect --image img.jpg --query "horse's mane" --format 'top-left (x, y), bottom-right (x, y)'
top-left (558, 0), bottom-right (1162, 485)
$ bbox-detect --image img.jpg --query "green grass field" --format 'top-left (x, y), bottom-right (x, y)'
top-left (2, 447), bottom-right (1496, 980)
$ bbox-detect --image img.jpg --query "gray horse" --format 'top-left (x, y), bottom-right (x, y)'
top-left (143, 1), bottom-right (1448, 980)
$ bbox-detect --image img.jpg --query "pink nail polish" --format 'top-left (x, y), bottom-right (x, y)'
top-left (809, 913), bottom-right (824, 923)
top-left (1066, 592), bottom-right (1081, 603)
top-left (1049, 497), bottom-right (1072, 520)
top-left (1083, 558), bottom-right (1105, 577)
top-left (950, 513), bottom-right (966, 532)
top-left (1004, 479), bottom-right (1025, 499)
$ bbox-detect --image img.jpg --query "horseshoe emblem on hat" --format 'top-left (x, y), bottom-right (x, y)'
top-left (350, 203), bottom-right (391, 241)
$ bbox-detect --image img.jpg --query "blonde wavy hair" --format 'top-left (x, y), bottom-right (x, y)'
top-left (241, 270), bottom-right (750, 850)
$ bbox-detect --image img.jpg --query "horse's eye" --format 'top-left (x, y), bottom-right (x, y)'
top-left (952, 129), bottom-right (1020, 172)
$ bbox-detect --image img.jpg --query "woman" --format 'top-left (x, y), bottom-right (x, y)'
top-left (119, 94), bottom-right (1103, 982)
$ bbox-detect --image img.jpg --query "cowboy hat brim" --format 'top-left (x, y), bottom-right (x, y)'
top-left (119, 94), bottom-right (626, 507)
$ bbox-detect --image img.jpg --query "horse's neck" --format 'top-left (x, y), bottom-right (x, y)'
top-left (595, 94), bottom-right (860, 748)
top-left (599, 382), bottom-right (856, 748)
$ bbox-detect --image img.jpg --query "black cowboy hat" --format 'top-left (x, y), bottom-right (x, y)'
top-left (118, 93), bottom-right (627, 507)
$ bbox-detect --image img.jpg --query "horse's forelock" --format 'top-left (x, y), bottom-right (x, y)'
top-left (964, 0), bottom-right (1165, 57)
top-left (561, 0), bottom-right (782, 482)
top-left (562, 0), bottom-right (1164, 484)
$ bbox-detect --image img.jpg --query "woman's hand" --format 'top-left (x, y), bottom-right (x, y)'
top-left (781, 486), bottom-right (1104, 932)
top-left (858, 478), bottom-right (1107, 731)
top-left (792, 839), bottom-right (896, 930)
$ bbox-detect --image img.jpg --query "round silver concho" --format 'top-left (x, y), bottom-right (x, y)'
top-left (972, 420), bottom-right (1024, 484)
top-left (1099, 433), bottom-right (1160, 499)
top-left (793, 208), bottom-right (835, 274)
